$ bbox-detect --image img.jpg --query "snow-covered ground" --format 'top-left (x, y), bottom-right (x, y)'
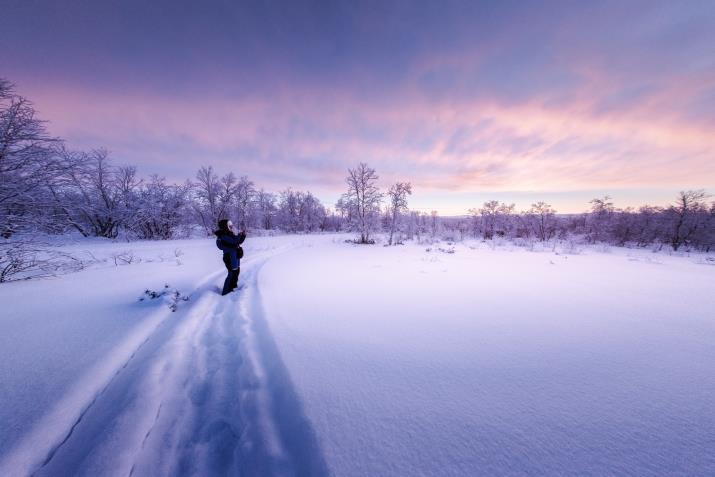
top-left (1, 234), bottom-right (714, 476)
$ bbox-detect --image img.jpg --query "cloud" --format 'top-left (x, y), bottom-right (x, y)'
top-left (4, 0), bottom-right (713, 212)
top-left (25, 80), bottom-right (714, 195)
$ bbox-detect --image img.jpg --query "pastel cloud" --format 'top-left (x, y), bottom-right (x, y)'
top-left (31, 86), bottom-right (713, 189)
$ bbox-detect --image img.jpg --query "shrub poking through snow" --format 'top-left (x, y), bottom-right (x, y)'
top-left (0, 241), bottom-right (84, 282)
top-left (425, 245), bottom-right (454, 254)
top-left (345, 238), bottom-right (376, 245)
top-left (111, 250), bottom-right (140, 266)
top-left (139, 284), bottom-right (189, 312)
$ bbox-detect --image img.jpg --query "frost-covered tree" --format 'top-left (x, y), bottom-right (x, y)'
top-left (707, 202), bottom-right (715, 252)
top-left (0, 84), bottom-right (79, 279)
top-left (430, 210), bottom-right (439, 238)
top-left (386, 182), bottom-right (411, 245)
top-left (277, 188), bottom-right (301, 233)
top-left (254, 188), bottom-right (277, 230)
top-left (299, 191), bottom-right (326, 232)
top-left (0, 79), bottom-right (61, 237)
top-left (632, 205), bottom-right (665, 247)
top-left (479, 200), bottom-right (499, 239)
top-left (405, 211), bottom-right (418, 240)
top-left (321, 208), bottom-right (343, 232)
top-left (192, 166), bottom-right (241, 234)
top-left (470, 201), bottom-right (515, 239)
top-left (467, 208), bottom-right (480, 238)
top-left (341, 163), bottom-right (383, 244)
top-left (0, 79), bottom-right (12, 100)
top-left (610, 207), bottom-right (636, 246)
top-left (495, 202), bottom-right (516, 237)
top-left (587, 196), bottom-right (615, 243)
top-left (48, 149), bottom-right (139, 238)
top-left (667, 190), bottom-right (710, 250)
top-left (130, 175), bottom-right (190, 239)
top-left (234, 175), bottom-right (255, 229)
top-left (457, 219), bottom-right (469, 241)
top-left (192, 166), bottom-right (221, 233)
top-left (275, 188), bottom-right (326, 233)
top-left (217, 172), bottom-right (238, 222)
top-left (525, 201), bottom-right (557, 241)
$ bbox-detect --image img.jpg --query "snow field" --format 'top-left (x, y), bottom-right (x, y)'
top-left (0, 234), bottom-right (713, 476)
top-left (259, 239), bottom-right (715, 476)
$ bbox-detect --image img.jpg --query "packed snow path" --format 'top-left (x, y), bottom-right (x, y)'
top-left (0, 247), bottom-right (327, 477)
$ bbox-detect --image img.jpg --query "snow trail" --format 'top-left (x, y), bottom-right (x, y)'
top-left (1, 245), bottom-right (327, 477)
top-left (0, 271), bottom-right (222, 476)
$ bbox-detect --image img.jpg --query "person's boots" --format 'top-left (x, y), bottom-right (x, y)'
top-left (231, 268), bottom-right (240, 290)
top-left (222, 273), bottom-right (234, 295)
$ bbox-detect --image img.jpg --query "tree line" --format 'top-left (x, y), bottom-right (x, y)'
top-left (449, 192), bottom-right (713, 252)
top-left (2, 77), bottom-right (713, 253)
top-left (326, 162), bottom-right (713, 252)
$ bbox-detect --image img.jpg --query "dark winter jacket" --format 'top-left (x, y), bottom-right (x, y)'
top-left (214, 230), bottom-right (246, 269)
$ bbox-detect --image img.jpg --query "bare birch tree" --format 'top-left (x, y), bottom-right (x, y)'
top-left (0, 79), bottom-right (61, 237)
top-left (526, 201), bottom-right (557, 241)
top-left (387, 182), bottom-right (411, 245)
top-left (668, 190), bottom-right (710, 250)
top-left (341, 163), bottom-right (383, 244)
top-left (235, 175), bottom-right (255, 229)
top-left (193, 166), bottom-right (223, 234)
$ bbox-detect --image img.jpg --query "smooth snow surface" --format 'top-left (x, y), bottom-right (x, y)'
top-left (259, 240), bottom-right (715, 476)
top-left (1, 234), bottom-right (714, 476)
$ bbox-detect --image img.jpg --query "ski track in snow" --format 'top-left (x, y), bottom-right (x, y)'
top-left (0, 245), bottom-right (327, 477)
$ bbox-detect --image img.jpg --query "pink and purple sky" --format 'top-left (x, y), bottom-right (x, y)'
top-left (2, 0), bottom-right (714, 214)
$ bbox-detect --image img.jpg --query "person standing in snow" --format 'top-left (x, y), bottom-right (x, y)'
top-left (214, 219), bottom-right (247, 295)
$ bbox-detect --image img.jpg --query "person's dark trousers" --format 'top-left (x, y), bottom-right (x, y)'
top-left (221, 255), bottom-right (240, 295)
